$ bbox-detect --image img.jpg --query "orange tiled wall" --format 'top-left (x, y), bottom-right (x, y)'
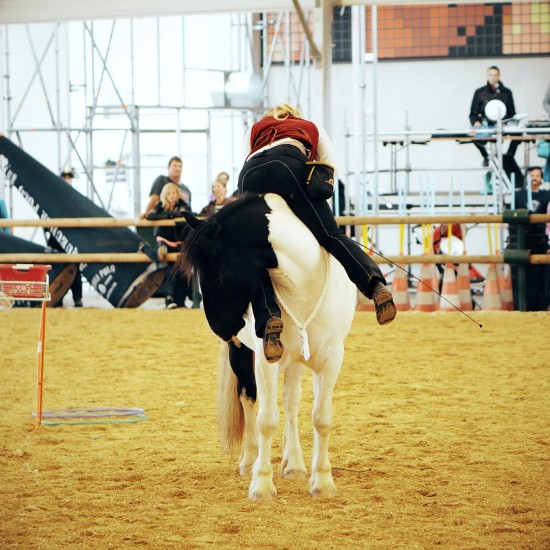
top-left (263, 2), bottom-right (549, 63)
top-left (369, 2), bottom-right (549, 59)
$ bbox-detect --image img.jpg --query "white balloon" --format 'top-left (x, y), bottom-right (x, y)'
top-left (484, 99), bottom-right (506, 121)
top-left (440, 236), bottom-right (464, 256)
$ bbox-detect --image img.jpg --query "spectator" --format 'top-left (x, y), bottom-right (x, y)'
top-left (198, 177), bottom-right (234, 218)
top-left (542, 82), bottom-right (550, 183)
top-left (508, 166), bottom-right (550, 311)
top-left (46, 169), bottom-right (83, 307)
top-left (543, 81), bottom-right (550, 117)
top-left (139, 156), bottom-right (192, 219)
top-left (514, 166), bottom-right (550, 214)
top-left (214, 171), bottom-right (230, 187)
top-left (469, 66), bottom-right (519, 166)
top-left (146, 182), bottom-right (191, 309)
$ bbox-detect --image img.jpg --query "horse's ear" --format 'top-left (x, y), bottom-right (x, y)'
top-left (181, 210), bottom-right (204, 228)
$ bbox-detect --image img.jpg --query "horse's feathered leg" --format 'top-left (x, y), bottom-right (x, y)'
top-left (309, 345), bottom-right (344, 498)
top-left (249, 350), bottom-right (279, 500)
top-left (239, 394), bottom-right (258, 476)
top-left (280, 361), bottom-right (307, 479)
top-left (216, 340), bottom-right (257, 476)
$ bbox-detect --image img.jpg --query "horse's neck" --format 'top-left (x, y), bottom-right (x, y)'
top-left (264, 194), bottom-right (326, 299)
top-left (271, 243), bottom-right (325, 293)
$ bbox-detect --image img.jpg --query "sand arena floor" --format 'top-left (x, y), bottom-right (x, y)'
top-left (0, 307), bottom-right (549, 549)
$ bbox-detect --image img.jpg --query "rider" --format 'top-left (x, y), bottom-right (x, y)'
top-left (238, 103), bottom-right (396, 363)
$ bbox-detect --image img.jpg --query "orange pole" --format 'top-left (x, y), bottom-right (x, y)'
top-left (35, 300), bottom-right (47, 429)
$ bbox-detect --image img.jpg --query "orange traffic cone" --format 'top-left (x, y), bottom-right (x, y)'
top-left (356, 289), bottom-right (375, 311)
top-left (499, 263), bottom-right (514, 311)
top-left (457, 262), bottom-right (473, 311)
top-left (439, 263), bottom-right (461, 311)
top-left (391, 265), bottom-right (410, 311)
top-left (415, 263), bottom-right (436, 312)
top-left (482, 264), bottom-right (503, 310)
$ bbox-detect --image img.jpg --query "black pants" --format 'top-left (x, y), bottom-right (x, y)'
top-left (238, 145), bottom-right (386, 337)
top-left (473, 139), bottom-right (519, 160)
top-left (69, 269), bottom-right (83, 301)
top-left (160, 242), bottom-right (189, 307)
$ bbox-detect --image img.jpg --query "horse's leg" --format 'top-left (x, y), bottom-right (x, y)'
top-left (227, 341), bottom-right (258, 476)
top-left (309, 349), bottom-right (343, 498)
top-left (249, 354), bottom-right (279, 500)
top-left (239, 394), bottom-right (258, 476)
top-left (280, 361), bottom-right (307, 479)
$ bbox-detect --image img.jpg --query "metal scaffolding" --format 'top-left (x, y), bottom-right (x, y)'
top-left (1, 13), bottom-right (291, 218)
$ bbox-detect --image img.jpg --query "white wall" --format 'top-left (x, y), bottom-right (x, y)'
top-left (266, 55), bottom-right (549, 269)
top-left (269, 56), bottom-right (550, 196)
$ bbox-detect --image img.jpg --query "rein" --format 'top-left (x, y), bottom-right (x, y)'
top-left (271, 251), bottom-right (331, 361)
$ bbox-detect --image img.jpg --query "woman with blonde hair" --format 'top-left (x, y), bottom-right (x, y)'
top-left (238, 103), bottom-right (396, 362)
top-left (147, 182), bottom-right (191, 309)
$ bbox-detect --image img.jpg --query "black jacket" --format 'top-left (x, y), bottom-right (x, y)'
top-left (469, 81), bottom-right (516, 125)
top-left (146, 198), bottom-right (190, 243)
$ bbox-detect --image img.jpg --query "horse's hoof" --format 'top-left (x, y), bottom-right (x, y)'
top-left (249, 477), bottom-right (277, 500)
top-left (310, 485), bottom-right (337, 498)
top-left (283, 468), bottom-right (307, 480)
top-left (249, 488), bottom-right (277, 501)
top-left (310, 473), bottom-right (337, 498)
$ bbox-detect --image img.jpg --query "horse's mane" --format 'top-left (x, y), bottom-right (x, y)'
top-left (177, 193), bottom-right (268, 280)
top-left (177, 217), bottom-right (222, 279)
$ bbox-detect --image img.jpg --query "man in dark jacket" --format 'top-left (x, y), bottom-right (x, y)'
top-left (507, 166), bottom-right (550, 311)
top-left (469, 66), bottom-right (519, 166)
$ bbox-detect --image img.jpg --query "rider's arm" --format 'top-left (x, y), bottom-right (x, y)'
top-left (315, 125), bottom-right (338, 180)
top-left (243, 128), bottom-right (252, 160)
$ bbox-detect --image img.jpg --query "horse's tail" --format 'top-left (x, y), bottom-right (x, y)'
top-left (217, 341), bottom-right (244, 453)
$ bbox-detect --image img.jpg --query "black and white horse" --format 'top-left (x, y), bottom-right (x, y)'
top-left (179, 193), bottom-right (356, 499)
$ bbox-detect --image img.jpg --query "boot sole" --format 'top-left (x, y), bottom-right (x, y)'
top-left (373, 288), bottom-right (397, 325)
top-left (264, 317), bottom-right (284, 363)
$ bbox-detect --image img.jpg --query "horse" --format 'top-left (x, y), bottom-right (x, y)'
top-left (178, 192), bottom-right (356, 499)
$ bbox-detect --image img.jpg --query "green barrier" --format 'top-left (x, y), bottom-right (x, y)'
top-left (502, 208), bottom-right (530, 225)
top-left (503, 249), bottom-right (531, 265)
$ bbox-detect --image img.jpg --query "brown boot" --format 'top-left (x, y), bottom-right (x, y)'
top-left (263, 316), bottom-right (284, 363)
top-left (372, 283), bottom-right (397, 325)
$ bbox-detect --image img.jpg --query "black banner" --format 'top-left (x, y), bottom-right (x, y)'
top-left (0, 136), bottom-right (165, 307)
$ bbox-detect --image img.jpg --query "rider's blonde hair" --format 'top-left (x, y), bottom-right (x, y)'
top-left (159, 182), bottom-right (181, 209)
top-left (265, 103), bottom-right (303, 120)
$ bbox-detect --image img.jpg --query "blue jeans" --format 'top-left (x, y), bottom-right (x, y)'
top-left (238, 145), bottom-right (386, 336)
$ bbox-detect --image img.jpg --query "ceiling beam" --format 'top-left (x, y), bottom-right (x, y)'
top-left (292, 0), bottom-right (322, 62)
top-left (0, 0), bottom-right (526, 25)
top-left (0, 0), bottom-right (314, 25)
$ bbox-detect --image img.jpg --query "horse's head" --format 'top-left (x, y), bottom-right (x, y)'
top-left (178, 194), bottom-right (277, 341)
